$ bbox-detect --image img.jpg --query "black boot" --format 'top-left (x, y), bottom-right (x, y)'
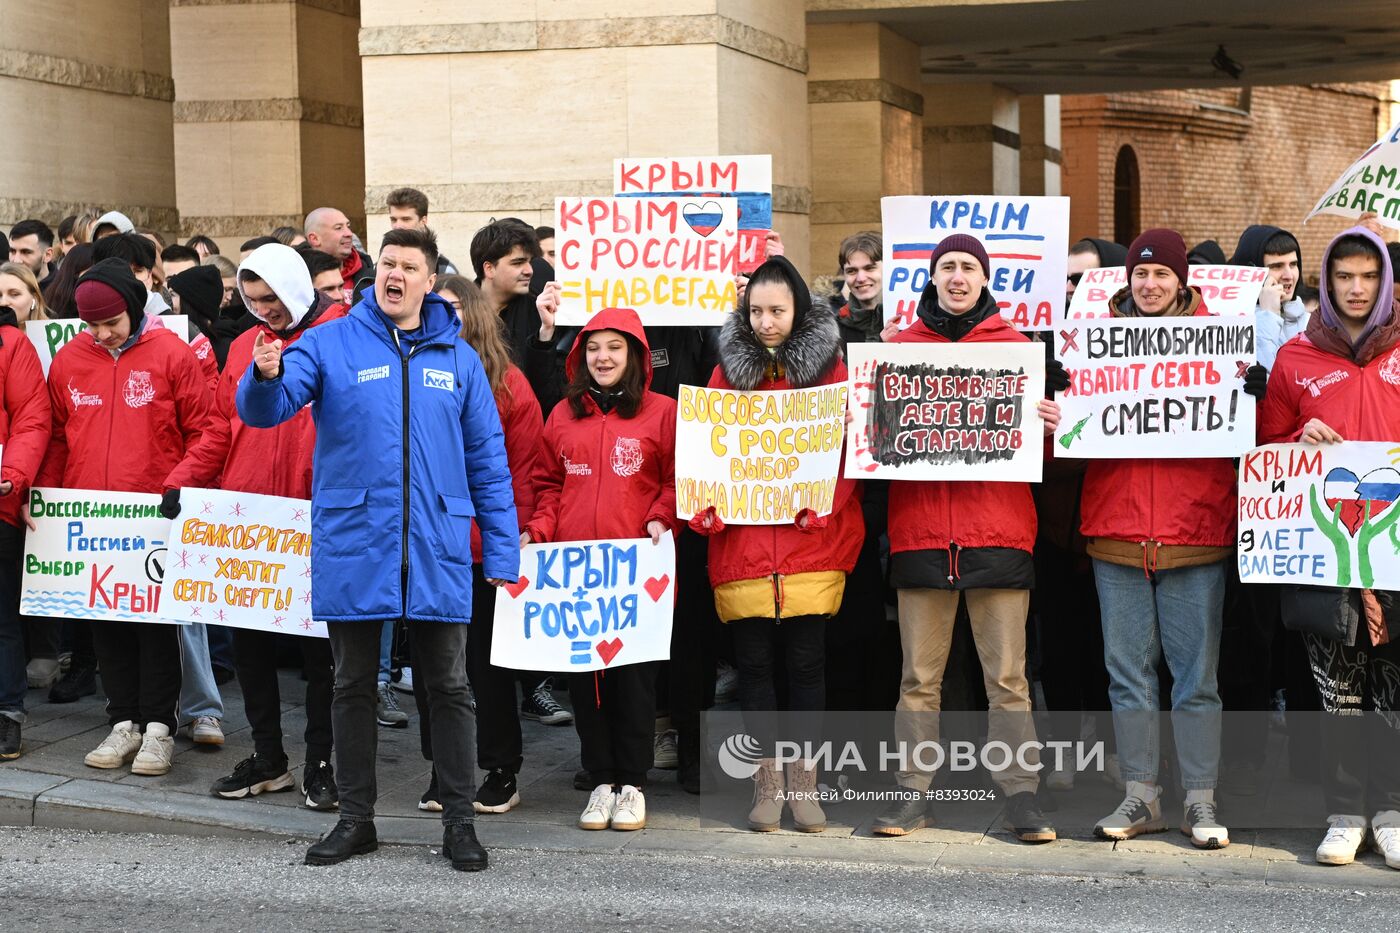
top-left (676, 729), bottom-right (701, 795)
top-left (1003, 791), bottom-right (1057, 843)
top-left (49, 665), bottom-right (97, 703)
top-left (871, 790), bottom-right (935, 836)
top-left (304, 818), bottom-right (377, 865)
top-left (442, 823), bottom-right (489, 872)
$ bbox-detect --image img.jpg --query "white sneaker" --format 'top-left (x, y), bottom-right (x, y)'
top-left (653, 729), bottom-right (678, 770)
top-left (84, 721), bottom-right (143, 769)
top-left (579, 784), bottom-right (617, 830)
top-left (1373, 811), bottom-right (1400, 870)
top-left (1316, 814), bottom-right (1368, 865)
top-left (131, 723), bottom-right (174, 776)
top-left (392, 667), bottom-right (414, 694)
top-left (26, 657), bottom-right (61, 689)
top-left (1045, 761), bottom-right (1075, 792)
top-left (189, 716), bottom-right (224, 746)
top-left (612, 785), bottom-right (646, 831)
top-left (1094, 782), bottom-right (1166, 840)
top-left (1181, 797), bottom-right (1229, 849)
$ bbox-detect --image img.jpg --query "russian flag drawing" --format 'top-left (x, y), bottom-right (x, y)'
top-left (892, 233), bottom-right (1045, 262)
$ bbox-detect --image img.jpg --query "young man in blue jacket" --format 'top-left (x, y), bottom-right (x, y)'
top-left (237, 226), bottom-right (519, 872)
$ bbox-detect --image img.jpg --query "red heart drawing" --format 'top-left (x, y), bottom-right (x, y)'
top-left (644, 574), bottom-right (670, 602)
top-left (596, 638), bottom-right (623, 666)
top-left (503, 575), bottom-right (530, 599)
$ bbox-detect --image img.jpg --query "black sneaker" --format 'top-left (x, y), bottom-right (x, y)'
top-left (419, 769), bottom-right (442, 812)
top-left (473, 769), bottom-right (521, 814)
top-left (305, 818), bottom-right (376, 866)
top-left (48, 665), bottom-right (97, 704)
top-left (210, 754), bottom-right (295, 799)
top-left (521, 681), bottom-right (572, 725)
top-left (1003, 790), bottom-right (1057, 843)
top-left (0, 717), bottom-right (20, 760)
top-left (871, 790), bottom-right (935, 836)
top-left (302, 760), bottom-right (338, 811)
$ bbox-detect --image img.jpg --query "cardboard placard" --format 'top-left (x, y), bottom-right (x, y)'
top-left (1065, 266), bottom-right (1267, 322)
top-left (1307, 121), bottom-right (1400, 229)
top-left (28, 316), bottom-right (193, 376)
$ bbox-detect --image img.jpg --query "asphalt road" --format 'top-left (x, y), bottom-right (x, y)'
top-left (1, 827), bottom-right (1393, 932)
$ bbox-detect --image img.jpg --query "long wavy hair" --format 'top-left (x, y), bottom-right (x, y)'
top-left (437, 275), bottom-right (512, 401)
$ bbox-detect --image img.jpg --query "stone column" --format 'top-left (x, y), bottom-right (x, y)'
top-left (170, 0), bottom-right (364, 253)
top-left (1018, 95), bottom-right (1062, 197)
top-left (358, 0), bottom-right (811, 274)
top-left (922, 83), bottom-right (1021, 195)
top-left (806, 22), bottom-right (923, 273)
top-left (0, 0), bottom-right (177, 234)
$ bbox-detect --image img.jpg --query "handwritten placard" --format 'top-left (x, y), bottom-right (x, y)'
top-left (845, 342), bottom-right (1044, 481)
top-left (882, 195), bottom-right (1069, 332)
top-left (1307, 121), bottom-right (1400, 229)
top-left (1055, 317), bottom-right (1255, 458)
top-left (555, 196), bottom-right (739, 326)
top-left (160, 489), bottom-right (324, 638)
top-left (27, 316), bottom-right (192, 376)
top-left (492, 534), bottom-right (675, 672)
top-left (675, 384), bottom-right (846, 525)
top-left (1065, 266), bottom-right (1266, 323)
top-left (615, 155), bottom-right (772, 273)
top-left (21, 487), bottom-right (181, 624)
top-left (1239, 442), bottom-right (1400, 590)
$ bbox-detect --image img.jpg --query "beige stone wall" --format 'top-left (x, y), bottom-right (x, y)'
top-left (359, 0), bottom-right (812, 275)
top-left (170, 0), bottom-right (364, 252)
top-left (0, 0), bottom-right (177, 234)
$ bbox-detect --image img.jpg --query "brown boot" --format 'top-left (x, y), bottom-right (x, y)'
top-left (748, 759), bottom-right (785, 831)
top-left (785, 760), bottom-right (827, 833)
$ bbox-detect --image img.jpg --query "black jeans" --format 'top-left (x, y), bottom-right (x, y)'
top-left (568, 662), bottom-right (657, 788)
top-left (90, 620), bottom-right (182, 731)
top-left (233, 628), bottom-right (333, 765)
top-left (0, 523), bottom-right (25, 721)
top-left (732, 615), bottom-right (826, 754)
top-left (329, 620), bottom-right (476, 826)
top-left (1303, 632), bottom-right (1400, 815)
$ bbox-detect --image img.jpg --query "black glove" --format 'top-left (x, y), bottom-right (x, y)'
top-left (1243, 364), bottom-right (1268, 401)
top-left (159, 488), bottom-right (181, 520)
top-left (1045, 358), bottom-right (1071, 394)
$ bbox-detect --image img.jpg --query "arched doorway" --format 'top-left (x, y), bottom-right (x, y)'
top-left (1113, 145), bottom-right (1141, 247)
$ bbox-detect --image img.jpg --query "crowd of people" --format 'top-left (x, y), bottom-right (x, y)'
top-left (0, 189), bottom-right (1396, 875)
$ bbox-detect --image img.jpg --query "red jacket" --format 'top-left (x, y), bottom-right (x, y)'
top-left (1259, 318), bottom-right (1400, 444)
top-left (163, 306), bottom-right (347, 499)
top-left (886, 314), bottom-right (1038, 556)
top-left (525, 308), bottom-right (676, 543)
top-left (191, 332), bottom-right (219, 394)
top-left (1079, 296), bottom-right (1236, 550)
top-left (39, 321), bottom-right (213, 494)
top-left (471, 365), bottom-right (542, 562)
top-left (0, 324), bottom-right (52, 528)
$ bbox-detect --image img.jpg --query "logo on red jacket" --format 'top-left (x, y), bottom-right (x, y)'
top-left (122, 371), bottom-right (156, 409)
top-left (610, 437), bottom-right (644, 477)
top-left (1381, 349), bottom-right (1400, 387)
top-left (66, 380), bottom-right (102, 410)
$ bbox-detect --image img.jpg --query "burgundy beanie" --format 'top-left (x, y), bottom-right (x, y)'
top-left (75, 281), bottom-right (130, 323)
top-left (1127, 228), bottom-right (1189, 285)
top-left (929, 233), bottom-right (990, 279)
top-left (75, 257), bottom-right (148, 324)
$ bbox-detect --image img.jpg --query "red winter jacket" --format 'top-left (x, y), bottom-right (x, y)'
top-left (886, 313), bottom-right (1038, 557)
top-left (1078, 291), bottom-right (1237, 562)
top-left (0, 323), bottom-right (52, 528)
top-left (471, 365), bottom-right (542, 562)
top-left (525, 308), bottom-right (676, 544)
top-left (163, 305), bottom-right (347, 499)
top-left (191, 332), bottom-right (219, 394)
top-left (38, 320), bottom-right (213, 494)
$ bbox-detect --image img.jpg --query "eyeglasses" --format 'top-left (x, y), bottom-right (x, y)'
top-left (1067, 272), bottom-right (1084, 287)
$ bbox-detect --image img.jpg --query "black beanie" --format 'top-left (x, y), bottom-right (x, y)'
top-left (169, 264), bottom-right (223, 323)
top-left (77, 257), bottom-right (147, 331)
top-left (743, 255), bottom-right (812, 333)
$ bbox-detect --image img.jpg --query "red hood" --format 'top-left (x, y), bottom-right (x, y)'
top-left (564, 307), bottom-right (653, 383)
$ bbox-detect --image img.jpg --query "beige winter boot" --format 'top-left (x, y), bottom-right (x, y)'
top-left (785, 760), bottom-right (827, 833)
top-left (748, 758), bottom-right (785, 831)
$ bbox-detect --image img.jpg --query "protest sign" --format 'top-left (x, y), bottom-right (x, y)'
top-left (1064, 266), bottom-right (1267, 324)
top-left (882, 196), bottom-right (1069, 332)
top-left (160, 489), bottom-right (324, 638)
top-left (845, 342), bottom-right (1045, 481)
top-left (555, 196), bottom-right (739, 326)
top-left (674, 384), bottom-right (846, 525)
top-left (1238, 442), bottom-right (1400, 590)
top-left (1055, 316), bottom-right (1255, 458)
top-left (21, 487), bottom-right (180, 624)
top-left (1307, 121), bottom-right (1400, 229)
top-left (27, 316), bottom-right (192, 376)
top-left (615, 155), bottom-right (772, 273)
top-left (492, 533), bottom-right (675, 672)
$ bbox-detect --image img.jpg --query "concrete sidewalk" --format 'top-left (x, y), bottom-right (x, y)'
top-left (2, 671), bottom-right (1397, 891)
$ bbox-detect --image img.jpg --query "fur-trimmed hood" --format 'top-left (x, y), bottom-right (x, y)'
top-left (719, 266), bottom-right (843, 389)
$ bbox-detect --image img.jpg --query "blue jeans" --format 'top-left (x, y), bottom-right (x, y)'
top-left (0, 523), bottom-right (25, 723)
top-left (378, 620), bottom-right (393, 684)
top-left (178, 623), bottom-right (225, 721)
top-left (1093, 558), bottom-right (1224, 790)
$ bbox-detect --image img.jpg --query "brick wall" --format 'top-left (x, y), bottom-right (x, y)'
top-left (1062, 83), bottom-right (1391, 282)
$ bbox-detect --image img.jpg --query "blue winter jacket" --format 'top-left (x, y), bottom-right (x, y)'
top-left (236, 291), bottom-right (519, 623)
